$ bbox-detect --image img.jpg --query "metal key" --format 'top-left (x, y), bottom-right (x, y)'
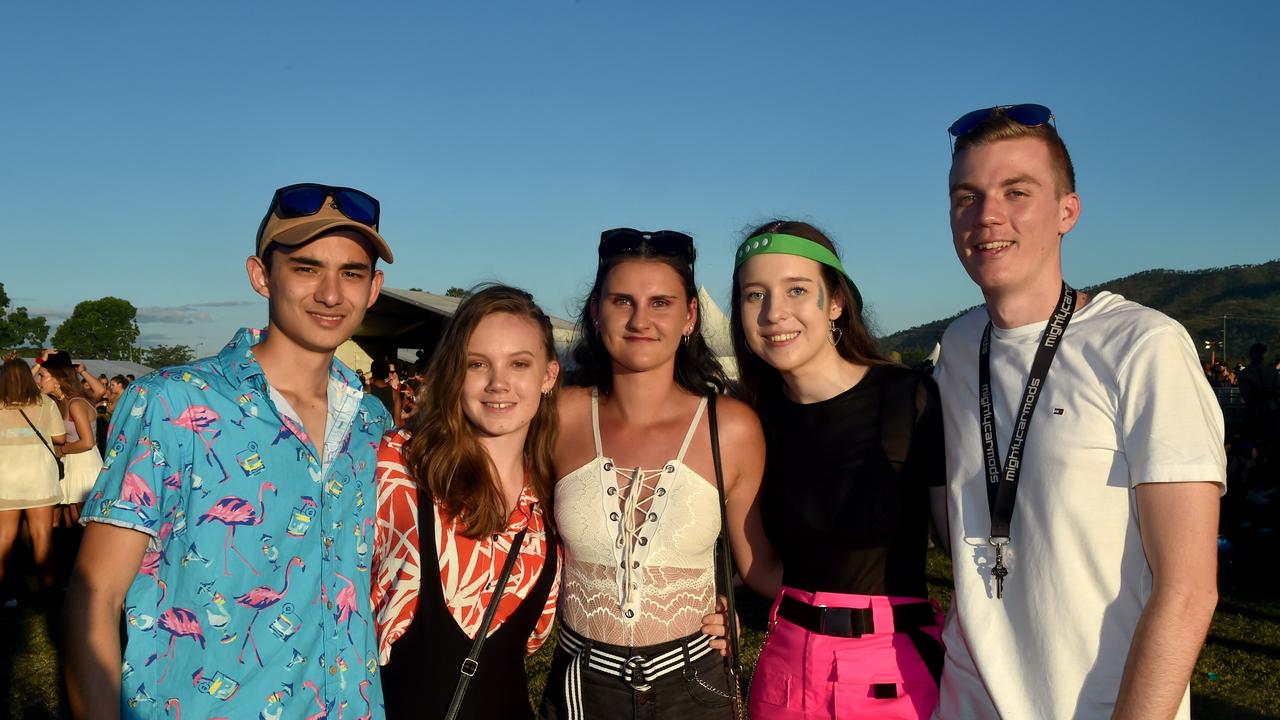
top-left (991, 542), bottom-right (1008, 599)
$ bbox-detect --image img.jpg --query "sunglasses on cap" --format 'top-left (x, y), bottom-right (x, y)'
top-left (270, 183), bottom-right (380, 230)
top-left (948, 104), bottom-right (1054, 149)
top-left (598, 228), bottom-right (696, 263)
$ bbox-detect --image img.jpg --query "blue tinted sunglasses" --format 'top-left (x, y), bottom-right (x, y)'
top-left (271, 183), bottom-right (380, 230)
top-left (948, 104), bottom-right (1054, 151)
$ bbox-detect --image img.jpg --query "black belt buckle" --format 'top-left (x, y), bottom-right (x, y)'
top-left (817, 604), bottom-right (862, 638)
top-left (817, 605), bottom-right (857, 637)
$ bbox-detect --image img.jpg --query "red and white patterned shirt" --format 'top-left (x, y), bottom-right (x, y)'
top-left (371, 430), bottom-right (560, 664)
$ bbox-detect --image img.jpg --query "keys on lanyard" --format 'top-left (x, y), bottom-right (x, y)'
top-left (989, 537), bottom-right (1009, 599)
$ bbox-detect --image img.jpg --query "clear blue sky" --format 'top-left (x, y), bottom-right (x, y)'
top-left (2, 1), bottom-right (1276, 355)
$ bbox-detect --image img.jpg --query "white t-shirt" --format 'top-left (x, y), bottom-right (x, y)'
top-left (933, 291), bottom-right (1225, 720)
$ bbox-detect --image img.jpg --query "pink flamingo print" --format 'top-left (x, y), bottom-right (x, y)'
top-left (145, 608), bottom-right (205, 685)
top-left (139, 550), bottom-right (167, 602)
top-left (196, 480), bottom-right (277, 576)
top-left (234, 556), bottom-right (304, 666)
top-left (356, 679), bottom-right (373, 720)
top-left (332, 572), bottom-right (368, 659)
top-left (168, 404), bottom-right (230, 483)
top-left (121, 471), bottom-right (156, 508)
top-left (164, 697), bottom-right (180, 719)
top-left (303, 679), bottom-right (329, 720)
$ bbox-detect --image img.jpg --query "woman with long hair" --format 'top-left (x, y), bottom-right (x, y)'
top-left (539, 228), bottom-right (779, 719)
top-left (0, 356), bottom-right (66, 599)
top-left (35, 351), bottom-right (101, 527)
top-left (373, 284), bottom-right (562, 719)
top-left (730, 220), bottom-right (948, 719)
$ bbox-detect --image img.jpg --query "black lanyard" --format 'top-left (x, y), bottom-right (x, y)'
top-left (978, 282), bottom-right (1077, 597)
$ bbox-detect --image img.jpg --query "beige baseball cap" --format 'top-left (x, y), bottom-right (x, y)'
top-left (255, 184), bottom-right (394, 263)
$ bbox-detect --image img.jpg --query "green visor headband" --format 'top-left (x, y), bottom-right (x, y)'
top-left (734, 233), bottom-right (863, 310)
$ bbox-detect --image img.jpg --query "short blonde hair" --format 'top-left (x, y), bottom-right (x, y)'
top-left (953, 111), bottom-right (1076, 195)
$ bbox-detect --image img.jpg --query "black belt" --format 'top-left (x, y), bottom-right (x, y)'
top-left (776, 594), bottom-right (944, 686)
top-left (777, 594), bottom-right (935, 638)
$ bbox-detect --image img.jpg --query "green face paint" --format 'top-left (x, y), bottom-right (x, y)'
top-left (817, 285), bottom-right (825, 311)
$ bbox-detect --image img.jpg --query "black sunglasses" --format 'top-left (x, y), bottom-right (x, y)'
top-left (948, 104), bottom-right (1054, 145)
top-left (271, 183), bottom-right (380, 230)
top-left (598, 228), bottom-right (696, 263)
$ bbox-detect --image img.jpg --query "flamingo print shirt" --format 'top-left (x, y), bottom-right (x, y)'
top-left (81, 328), bottom-right (392, 720)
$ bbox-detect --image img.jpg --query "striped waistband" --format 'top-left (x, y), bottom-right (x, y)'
top-left (558, 626), bottom-right (716, 719)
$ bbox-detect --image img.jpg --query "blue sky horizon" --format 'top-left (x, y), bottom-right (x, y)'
top-left (3, 2), bottom-right (1277, 356)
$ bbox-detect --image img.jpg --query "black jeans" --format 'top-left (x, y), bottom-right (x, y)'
top-left (538, 629), bottom-right (737, 720)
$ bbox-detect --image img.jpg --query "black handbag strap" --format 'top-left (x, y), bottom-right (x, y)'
top-left (444, 525), bottom-right (529, 720)
top-left (17, 408), bottom-right (59, 462)
top-left (705, 392), bottom-right (742, 676)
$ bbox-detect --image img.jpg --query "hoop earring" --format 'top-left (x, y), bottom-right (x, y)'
top-left (829, 321), bottom-right (843, 346)
top-left (541, 388), bottom-right (553, 398)
top-left (682, 334), bottom-right (691, 346)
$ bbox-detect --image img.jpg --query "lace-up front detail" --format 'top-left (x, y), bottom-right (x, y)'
top-left (555, 390), bottom-right (720, 646)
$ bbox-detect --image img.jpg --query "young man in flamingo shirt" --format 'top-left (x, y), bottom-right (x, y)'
top-left (66, 184), bottom-right (396, 719)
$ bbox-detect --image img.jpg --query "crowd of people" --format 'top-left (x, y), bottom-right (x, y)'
top-left (0, 106), bottom-right (1245, 720)
top-left (0, 350), bottom-right (126, 605)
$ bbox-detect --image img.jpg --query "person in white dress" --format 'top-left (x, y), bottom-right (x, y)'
top-left (0, 355), bottom-right (67, 599)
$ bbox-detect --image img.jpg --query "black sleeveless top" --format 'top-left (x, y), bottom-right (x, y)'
top-left (380, 486), bottom-right (558, 720)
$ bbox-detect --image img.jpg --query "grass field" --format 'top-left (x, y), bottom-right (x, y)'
top-left (6, 548), bottom-right (1277, 719)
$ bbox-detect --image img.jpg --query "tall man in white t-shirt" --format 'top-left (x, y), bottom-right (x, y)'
top-left (932, 105), bottom-right (1225, 719)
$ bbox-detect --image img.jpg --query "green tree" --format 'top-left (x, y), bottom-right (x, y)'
top-left (445, 287), bottom-right (468, 298)
top-left (141, 343), bottom-right (196, 368)
top-left (0, 282), bottom-right (51, 351)
top-left (51, 297), bottom-right (140, 360)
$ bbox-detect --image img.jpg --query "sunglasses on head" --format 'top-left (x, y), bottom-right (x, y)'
top-left (948, 104), bottom-right (1054, 146)
top-left (598, 228), bottom-right (695, 263)
top-left (271, 183), bottom-right (380, 230)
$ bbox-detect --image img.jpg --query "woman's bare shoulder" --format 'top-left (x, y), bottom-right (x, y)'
top-left (710, 394), bottom-right (763, 440)
top-left (556, 386), bottom-right (594, 422)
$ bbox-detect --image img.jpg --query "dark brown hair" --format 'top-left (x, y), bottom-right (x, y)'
top-left (952, 110), bottom-right (1076, 195)
top-left (1, 358), bottom-right (41, 407)
top-left (401, 284), bottom-right (560, 540)
top-left (730, 220), bottom-right (893, 407)
top-left (44, 363), bottom-right (90, 403)
top-left (569, 241), bottom-right (726, 395)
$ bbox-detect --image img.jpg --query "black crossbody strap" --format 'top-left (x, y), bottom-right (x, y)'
top-left (705, 393), bottom-right (742, 676)
top-left (17, 408), bottom-right (59, 462)
top-left (444, 525), bottom-right (529, 720)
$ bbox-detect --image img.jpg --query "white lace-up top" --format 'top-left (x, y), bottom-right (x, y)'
top-left (554, 390), bottom-right (721, 646)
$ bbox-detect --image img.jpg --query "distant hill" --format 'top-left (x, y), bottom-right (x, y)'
top-left (880, 260), bottom-right (1280, 365)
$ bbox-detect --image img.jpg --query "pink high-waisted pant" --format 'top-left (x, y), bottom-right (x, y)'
top-left (747, 587), bottom-right (942, 719)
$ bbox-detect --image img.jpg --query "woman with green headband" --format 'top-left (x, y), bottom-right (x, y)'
top-left (728, 220), bottom-right (948, 719)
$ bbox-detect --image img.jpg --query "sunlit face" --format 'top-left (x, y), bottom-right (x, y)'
top-left (461, 312), bottom-right (559, 440)
top-left (592, 260), bottom-right (696, 376)
top-left (35, 367), bottom-right (59, 396)
top-left (949, 136), bottom-right (1080, 300)
top-left (737, 253), bottom-right (843, 377)
top-left (247, 230), bottom-right (384, 355)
